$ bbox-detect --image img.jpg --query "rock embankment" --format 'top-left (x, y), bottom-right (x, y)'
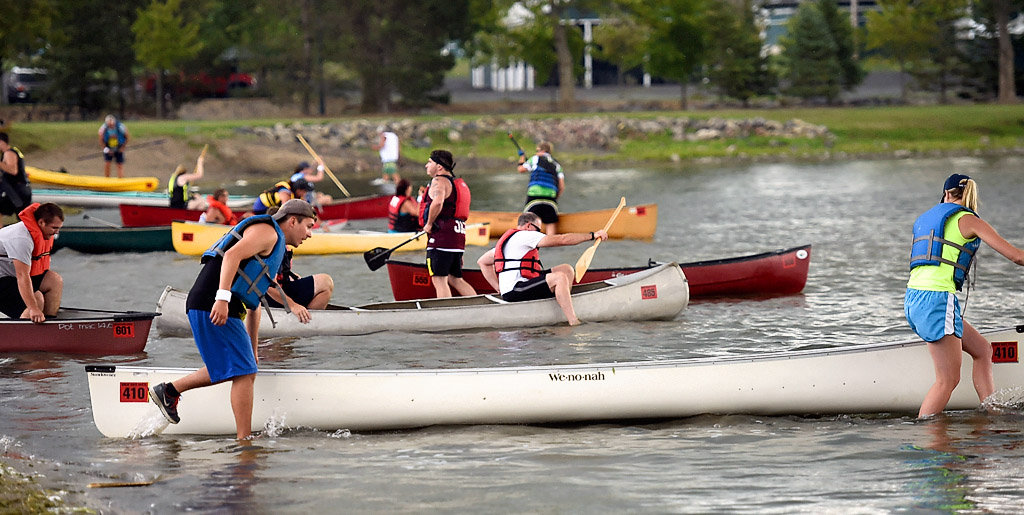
top-left (237, 116), bottom-right (831, 152)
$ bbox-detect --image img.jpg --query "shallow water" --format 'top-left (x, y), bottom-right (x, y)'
top-left (3, 156), bottom-right (1024, 512)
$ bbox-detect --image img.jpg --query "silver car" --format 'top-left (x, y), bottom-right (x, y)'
top-left (3, 67), bottom-right (48, 104)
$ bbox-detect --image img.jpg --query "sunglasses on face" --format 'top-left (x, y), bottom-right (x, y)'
top-left (527, 222), bottom-right (541, 232)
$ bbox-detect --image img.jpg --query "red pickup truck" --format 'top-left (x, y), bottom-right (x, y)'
top-left (144, 72), bottom-right (255, 98)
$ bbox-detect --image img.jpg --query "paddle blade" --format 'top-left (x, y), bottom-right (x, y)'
top-left (363, 247), bottom-right (391, 271)
top-left (574, 241), bottom-right (600, 282)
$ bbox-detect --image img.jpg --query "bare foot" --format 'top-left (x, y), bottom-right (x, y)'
top-left (568, 319), bottom-right (581, 326)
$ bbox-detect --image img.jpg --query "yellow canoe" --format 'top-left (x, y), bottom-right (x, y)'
top-left (26, 166), bottom-right (160, 192)
top-left (171, 221), bottom-right (492, 256)
top-left (465, 203), bottom-right (657, 240)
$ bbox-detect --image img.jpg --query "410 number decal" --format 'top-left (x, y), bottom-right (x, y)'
top-left (119, 382), bottom-right (149, 403)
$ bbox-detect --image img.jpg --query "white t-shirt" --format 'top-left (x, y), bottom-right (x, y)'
top-left (0, 222), bottom-right (33, 278)
top-left (379, 132), bottom-right (399, 163)
top-left (497, 230), bottom-right (546, 294)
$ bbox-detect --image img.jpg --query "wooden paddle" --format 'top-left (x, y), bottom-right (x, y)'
top-left (508, 132), bottom-right (525, 156)
top-left (88, 479), bottom-right (158, 488)
top-left (364, 231), bottom-right (426, 271)
top-left (75, 138), bottom-right (167, 161)
top-left (82, 214), bottom-right (121, 228)
top-left (296, 134), bottom-right (351, 198)
top-left (573, 197), bottom-right (625, 282)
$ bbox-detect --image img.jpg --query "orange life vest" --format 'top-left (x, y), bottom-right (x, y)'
top-left (493, 229), bottom-right (543, 279)
top-left (206, 195), bottom-right (238, 225)
top-left (18, 203), bottom-right (53, 276)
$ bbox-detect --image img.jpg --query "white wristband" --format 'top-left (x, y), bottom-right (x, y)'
top-left (215, 289), bottom-right (232, 303)
top-left (317, 164), bottom-right (325, 172)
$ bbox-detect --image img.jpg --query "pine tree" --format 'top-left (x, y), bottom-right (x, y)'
top-left (780, 3), bottom-right (842, 103)
top-left (816, 0), bottom-right (864, 91)
top-left (706, 0), bottom-right (773, 106)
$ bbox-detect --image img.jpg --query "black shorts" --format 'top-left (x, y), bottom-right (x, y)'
top-left (267, 275), bottom-right (315, 308)
top-left (501, 273), bottom-right (554, 302)
top-left (103, 150), bottom-right (125, 164)
top-left (524, 197), bottom-right (559, 224)
top-left (426, 249), bottom-right (464, 278)
top-left (0, 271), bottom-right (46, 318)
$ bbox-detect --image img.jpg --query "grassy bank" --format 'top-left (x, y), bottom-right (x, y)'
top-left (10, 104), bottom-right (1024, 166)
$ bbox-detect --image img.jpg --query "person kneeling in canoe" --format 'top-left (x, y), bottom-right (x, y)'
top-left (198, 188), bottom-right (237, 225)
top-left (150, 199), bottom-right (316, 440)
top-left (0, 203), bottom-right (63, 322)
top-left (262, 205), bottom-right (334, 322)
top-left (477, 212), bottom-right (607, 326)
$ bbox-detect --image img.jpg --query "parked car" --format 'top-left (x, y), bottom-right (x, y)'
top-left (3, 67), bottom-right (49, 104)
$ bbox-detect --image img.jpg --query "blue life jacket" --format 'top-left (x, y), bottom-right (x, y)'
top-left (528, 155), bottom-right (559, 192)
top-left (909, 203), bottom-right (981, 291)
top-left (201, 215), bottom-right (286, 309)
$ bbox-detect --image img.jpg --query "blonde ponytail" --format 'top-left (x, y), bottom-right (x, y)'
top-left (961, 179), bottom-right (979, 212)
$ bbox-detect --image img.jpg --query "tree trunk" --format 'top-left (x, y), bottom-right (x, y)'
top-left (360, 72), bottom-right (387, 113)
top-left (898, 60), bottom-right (908, 104)
top-left (300, 0), bottom-right (314, 115)
top-left (551, 9), bottom-right (576, 112)
top-left (156, 72), bottom-right (165, 119)
top-left (996, 0), bottom-right (1017, 104)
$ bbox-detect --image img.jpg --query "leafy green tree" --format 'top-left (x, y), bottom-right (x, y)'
top-left (629, 0), bottom-right (708, 109)
top-left (43, 0), bottom-right (145, 119)
top-left (132, 0), bottom-right (204, 118)
top-left (324, 0), bottom-right (471, 112)
top-left (592, 5), bottom-right (649, 86)
top-left (865, 0), bottom-right (932, 102)
top-left (705, 0), bottom-right (773, 106)
top-left (0, 0), bottom-right (55, 70)
top-left (779, 2), bottom-right (842, 103)
top-left (816, 0), bottom-right (864, 91)
top-left (915, 0), bottom-right (970, 104)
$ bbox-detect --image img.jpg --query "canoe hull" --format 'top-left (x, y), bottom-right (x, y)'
top-left (0, 309), bottom-right (157, 354)
top-left (85, 325), bottom-right (1024, 436)
top-left (466, 204), bottom-right (657, 240)
top-left (386, 244), bottom-right (811, 301)
top-left (155, 263), bottom-right (689, 337)
top-left (52, 225), bottom-right (173, 253)
top-left (26, 166), bottom-right (159, 192)
top-left (170, 221), bottom-right (491, 255)
top-left (120, 194), bottom-right (390, 227)
top-left (119, 204), bottom-right (246, 227)
top-left (315, 194), bottom-right (391, 220)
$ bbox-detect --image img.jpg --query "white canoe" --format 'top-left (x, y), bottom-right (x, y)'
top-left (155, 263), bottom-right (689, 337)
top-left (33, 188), bottom-right (255, 209)
top-left (85, 325), bottom-right (1024, 437)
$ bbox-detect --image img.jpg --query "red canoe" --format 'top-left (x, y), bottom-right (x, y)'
top-left (0, 308), bottom-right (158, 355)
top-left (385, 244), bottom-right (811, 301)
top-left (120, 204), bottom-right (246, 227)
top-left (119, 194), bottom-right (391, 227)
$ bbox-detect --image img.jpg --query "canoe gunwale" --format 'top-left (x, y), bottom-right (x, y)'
top-left (84, 324), bottom-right (1024, 377)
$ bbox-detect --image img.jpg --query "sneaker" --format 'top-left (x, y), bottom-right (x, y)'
top-left (150, 383), bottom-right (180, 424)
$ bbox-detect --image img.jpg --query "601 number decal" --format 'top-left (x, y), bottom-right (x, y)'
top-left (112, 323), bottom-right (134, 338)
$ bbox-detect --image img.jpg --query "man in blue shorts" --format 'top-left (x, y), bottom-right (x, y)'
top-left (150, 199), bottom-right (316, 440)
top-left (477, 212), bottom-right (607, 326)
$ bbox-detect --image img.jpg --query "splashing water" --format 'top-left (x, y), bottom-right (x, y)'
top-left (262, 410), bottom-right (289, 438)
top-left (983, 386), bottom-right (1024, 413)
top-left (127, 409), bottom-right (171, 439)
top-left (330, 429), bottom-right (351, 439)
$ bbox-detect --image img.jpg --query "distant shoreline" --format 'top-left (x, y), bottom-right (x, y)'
top-left (8, 103), bottom-right (1024, 189)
